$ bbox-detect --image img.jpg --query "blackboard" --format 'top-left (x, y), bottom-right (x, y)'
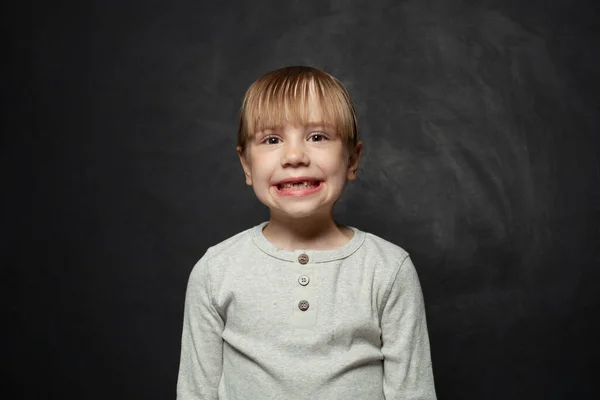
top-left (4, 0), bottom-right (599, 398)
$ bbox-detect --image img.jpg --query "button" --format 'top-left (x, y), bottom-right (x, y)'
top-left (298, 300), bottom-right (310, 311)
top-left (298, 275), bottom-right (310, 286)
top-left (298, 253), bottom-right (309, 264)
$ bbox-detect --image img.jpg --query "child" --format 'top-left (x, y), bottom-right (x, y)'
top-left (177, 66), bottom-right (436, 399)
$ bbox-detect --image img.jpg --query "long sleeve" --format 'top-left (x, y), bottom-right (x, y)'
top-left (177, 255), bottom-right (224, 400)
top-left (380, 255), bottom-right (437, 399)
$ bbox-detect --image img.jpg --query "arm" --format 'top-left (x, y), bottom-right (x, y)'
top-left (177, 255), bottom-right (224, 400)
top-left (381, 255), bottom-right (437, 399)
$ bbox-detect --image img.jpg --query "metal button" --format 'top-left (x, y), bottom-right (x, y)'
top-left (298, 300), bottom-right (310, 311)
top-left (298, 275), bottom-right (310, 286)
top-left (298, 253), bottom-right (309, 264)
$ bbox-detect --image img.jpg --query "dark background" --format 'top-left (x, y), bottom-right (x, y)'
top-left (4, 0), bottom-right (599, 398)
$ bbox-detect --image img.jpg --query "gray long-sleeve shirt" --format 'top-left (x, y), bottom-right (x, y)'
top-left (177, 222), bottom-right (436, 399)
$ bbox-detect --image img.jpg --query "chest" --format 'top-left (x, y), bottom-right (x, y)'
top-left (214, 259), bottom-right (387, 347)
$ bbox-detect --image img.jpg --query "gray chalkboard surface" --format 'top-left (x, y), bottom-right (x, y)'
top-left (4, 0), bottom-right (599, 398)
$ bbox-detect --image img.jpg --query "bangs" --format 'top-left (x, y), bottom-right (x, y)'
top-left (238, 66), bottom-right (357, 150)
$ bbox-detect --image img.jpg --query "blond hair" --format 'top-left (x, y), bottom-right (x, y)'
top-left (237, 66), bottom-right (358, 152)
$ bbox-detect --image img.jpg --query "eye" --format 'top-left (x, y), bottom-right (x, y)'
top-left (308, 133), bottom-right (328, 142)
top-left (262, 136), bottom-right (281, 145)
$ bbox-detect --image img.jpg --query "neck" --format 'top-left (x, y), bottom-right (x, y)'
top-left (263, 212), bottom-right (353, 250)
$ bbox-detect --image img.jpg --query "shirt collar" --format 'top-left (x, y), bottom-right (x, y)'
top-left (251, 221), bottom-right (365, 264)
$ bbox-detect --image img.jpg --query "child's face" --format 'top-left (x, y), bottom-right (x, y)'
top-left (237, 94), bottom-right (362, 221)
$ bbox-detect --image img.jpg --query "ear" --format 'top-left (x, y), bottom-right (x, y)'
top-left (346, 141), bottom-right (363, 181)
top-left (236, 146), bottom-right (253, 186)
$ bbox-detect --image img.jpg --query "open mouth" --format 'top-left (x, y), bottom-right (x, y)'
top-left (276, 180), bottom-right (321, 190)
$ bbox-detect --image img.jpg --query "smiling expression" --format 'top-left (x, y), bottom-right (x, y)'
top-left (237, 91), bottom-right (362, 220)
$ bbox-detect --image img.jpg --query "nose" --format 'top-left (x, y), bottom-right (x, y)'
top-left (281, 140), bottom-right (310, 167)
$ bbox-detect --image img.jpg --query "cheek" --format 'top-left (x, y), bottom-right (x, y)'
top-left (249, 161), bottom-right (274, 187)
top-left (325, 155), bottom-right (349, 176)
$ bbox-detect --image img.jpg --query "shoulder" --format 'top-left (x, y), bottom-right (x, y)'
top-left (360, 229), bottom-right (411, 265)
top-left (188, 225), bottom-right (257, 281)
top-left (203, 226), bottom-right (256, 261)
top-left (357, 229), bottom-right (421, 285)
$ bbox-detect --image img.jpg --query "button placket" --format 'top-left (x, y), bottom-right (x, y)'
top-left (292, 253), bottom-right (315, 326)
